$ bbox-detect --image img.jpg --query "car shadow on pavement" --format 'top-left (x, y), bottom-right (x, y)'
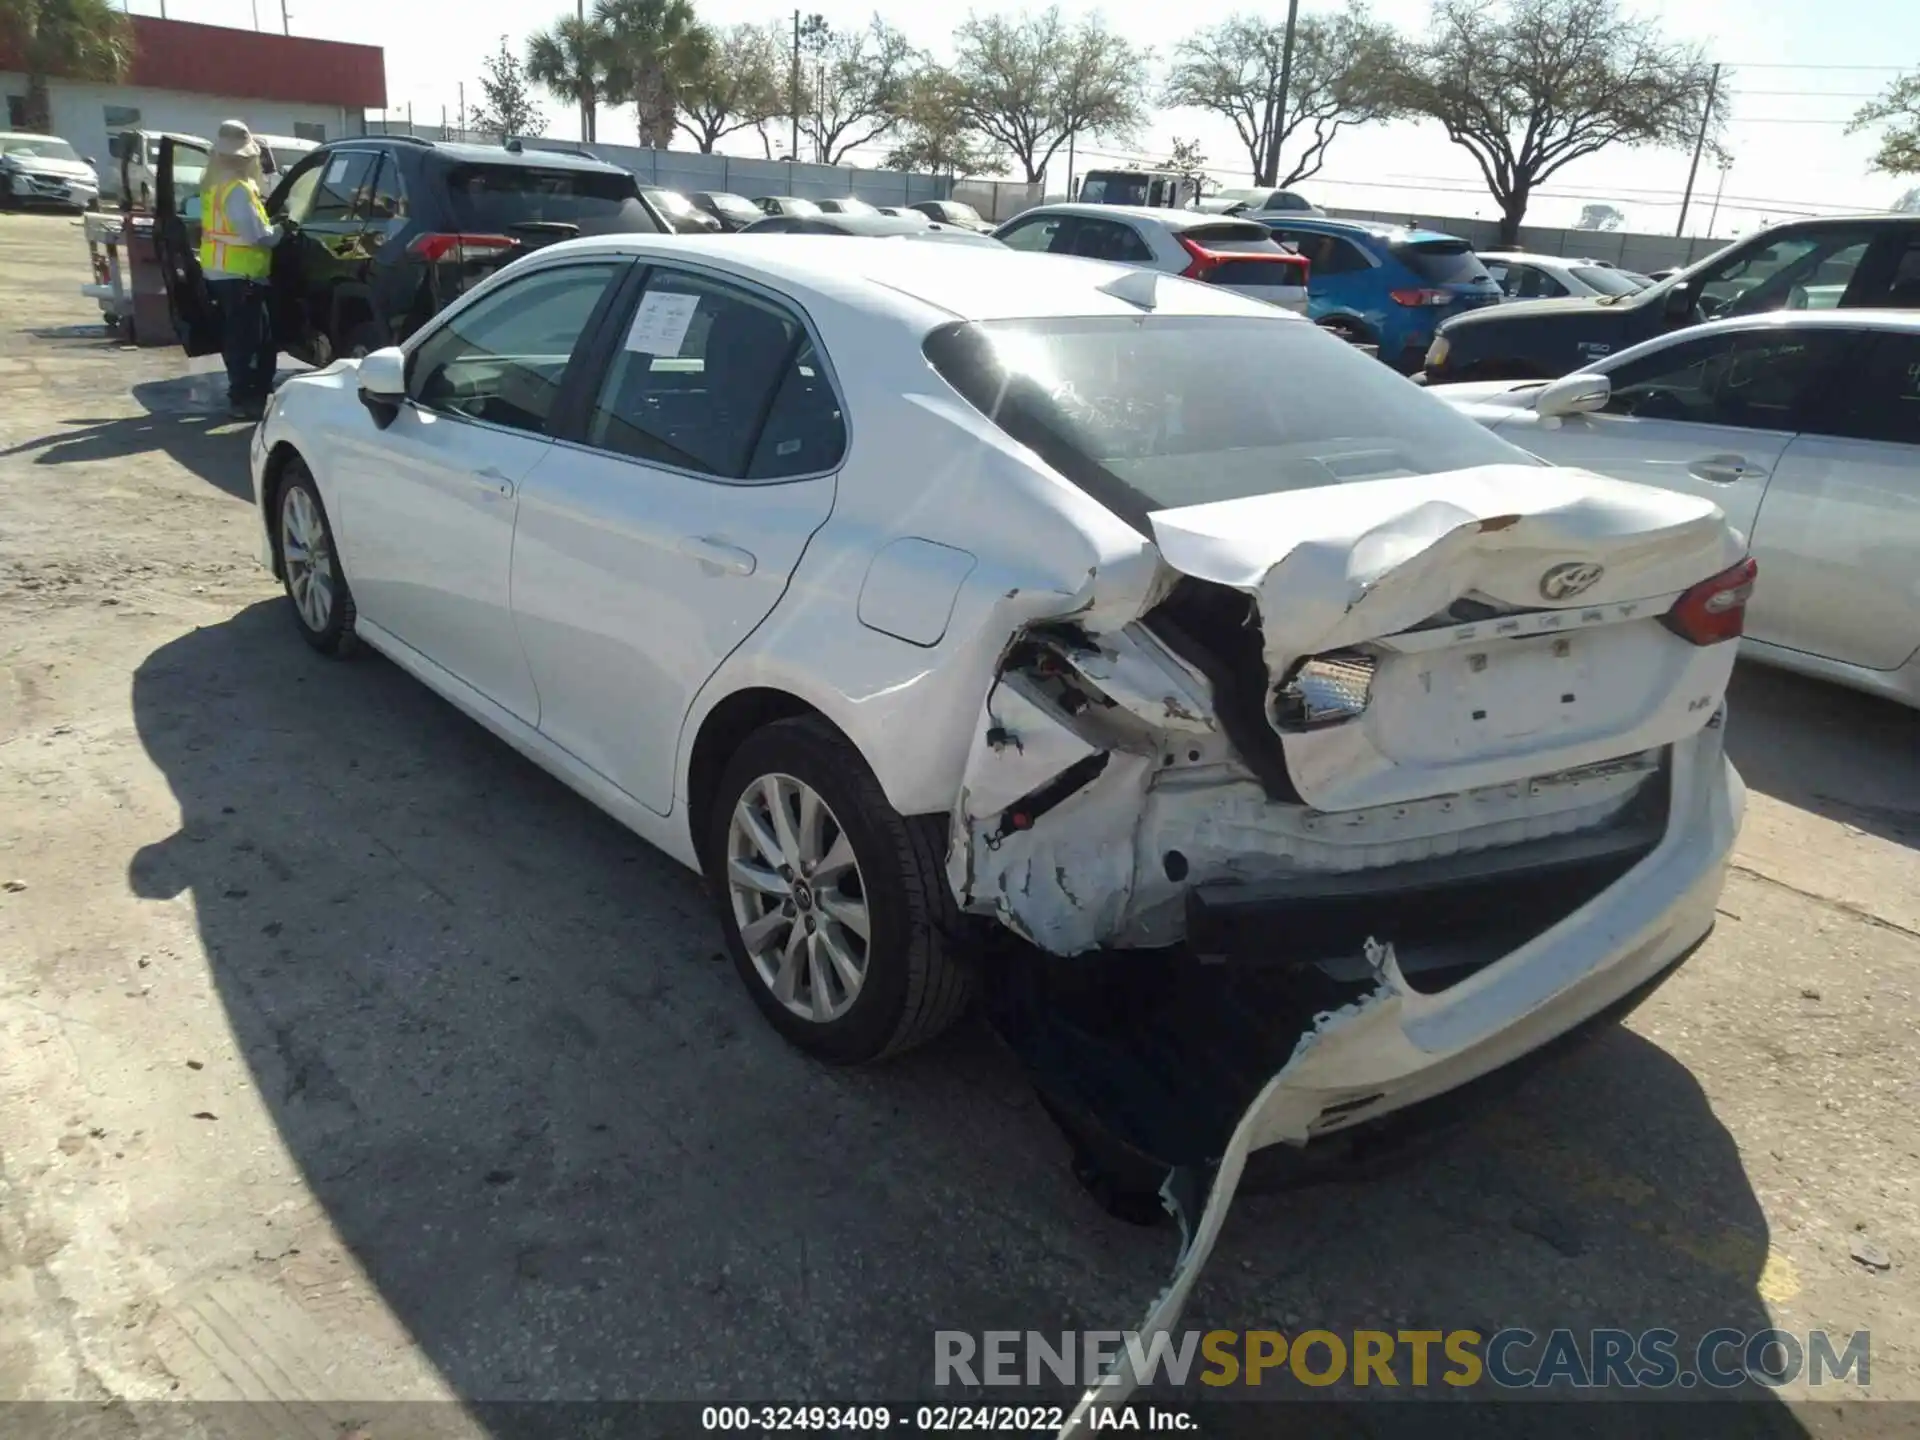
top-left (1726, 662), bottom-right (1919, 850)
top-left (0, 372), bottom-right (285, 503)
top-left (123, 601), bottom-right (1807, 1428)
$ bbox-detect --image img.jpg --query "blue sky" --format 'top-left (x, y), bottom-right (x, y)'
top-left (133, 0), bottom-right (1919, 234)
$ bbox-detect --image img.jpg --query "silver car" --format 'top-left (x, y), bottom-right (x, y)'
top-left (993, 202), bottom-right (1309, 313)
top-left (1430, 309), bottom-right (1920, 707)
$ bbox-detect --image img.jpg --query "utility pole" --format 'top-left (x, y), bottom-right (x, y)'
top-left (578, 0), bottom-right (590, 144)
top-left (1705, 156), bottom-right (1733, 236)
top-left (250, 0), bottom-right (260, 30)
top-left (1258, 0), bottom-right (1301, 188)
top-left (1675, 62), bottom-right (1722, 238)
top-left (791, 11), bottom-right (801, 162)
top-left (1066, 130), bottom-right (1076, 201)
top-left (280, 0), bottom-right (289, 34)
top-left (458, 81), bottom-right (465, 138)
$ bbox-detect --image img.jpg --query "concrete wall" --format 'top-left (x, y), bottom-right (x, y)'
top-left (1322, 206), bottom-right (1733, 274)
top-left (2, 75), bottom-right (349, 197)
top-left (516, 138), bottom-right (953, 210)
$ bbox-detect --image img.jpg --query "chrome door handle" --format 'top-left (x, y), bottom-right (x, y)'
top-left (678, 535), bottom-right (757, 576)
top-left (475, 466), bottom-right (515, 498)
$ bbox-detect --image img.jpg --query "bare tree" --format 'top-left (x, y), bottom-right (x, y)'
top-left (677, 22), bottom-right (784, 153)
top-left (1394, 0), bottom-right (1718, 245)
top-left (798, 15), bottom-right (915, 166)
top-left (1163, 7), bottom-right (1401, 187)
top-left (951, 7), bottom-right (1149, 185)
top-left (1849, 76), bottom-right (1920, 177)
top-left (884, 66), bottom-right (1004, 177)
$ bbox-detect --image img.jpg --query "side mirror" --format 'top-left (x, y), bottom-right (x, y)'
top-left (1664, 286), bottom-right (1693, 319)
top-left (357, 345), bottom-right (406, 427)
top-left (1534, 371), bottom-right (1610, 418)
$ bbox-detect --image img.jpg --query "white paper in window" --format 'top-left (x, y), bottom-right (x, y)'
top-left (325, 156), bottom-right (350, 187)
top-left (625, 291), bottom-right (701, 356)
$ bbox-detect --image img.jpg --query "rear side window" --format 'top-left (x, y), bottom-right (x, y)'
top-left (1811, 332), bottom-right (1920, 445)
top-left (1064, 219), bottom-right (1154, 263)
top-left (1209, 258), bottom-right (1299, 285)
top-left (923, 315), bottom-right (1530, 529)
top-left (446, 163), bottom-right (660, 235)
top-left (1393, 239), bottom-right (1490, 284)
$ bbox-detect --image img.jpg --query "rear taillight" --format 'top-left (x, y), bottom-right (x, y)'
top-left (1663, 557), bottom-right (1758, 645)
top-left (407, 233), bottom-right (518, 264)
top-left (1389, 287), bottom-right (1453, 307)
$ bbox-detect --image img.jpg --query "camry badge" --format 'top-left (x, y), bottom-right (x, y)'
top-left (1540, 561), bottom-right (1605, 601)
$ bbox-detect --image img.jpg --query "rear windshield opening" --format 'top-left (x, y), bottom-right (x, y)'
top-left (923, 315), bottom-right (1533, 532)
top-left (1393, 240), bottom-right (1492, 285)
top-left (446, 164), bottom-right (659, 235)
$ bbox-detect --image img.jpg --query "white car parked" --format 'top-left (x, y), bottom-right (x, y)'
top-left (1478, 250), bottom-right (1650, 301)
top-left (992, 203), bottom-right (1310, 313)
top-left (1431, 309), bottom-right (1920, 708)
top-left (249, 236), bottom-right (1749, 1404)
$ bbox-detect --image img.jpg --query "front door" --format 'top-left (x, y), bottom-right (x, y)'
top-left (153, 136), bottom-right (219, 356)
top-left (1753, 328), bottom-right (1920, 670)
top-left (510, 263), bottom-right (844, 814)
top-left (325, 259), bottom-right (630, 722)
top-left (265, 148), bottom-right (380, 363)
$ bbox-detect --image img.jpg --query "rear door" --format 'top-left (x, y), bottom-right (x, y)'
top-left (1059, 215), bottom-right (1157, 267)
top-left (1750, 329), bottom-right (1920, 669)
top-left (152, 136), bottom-right (219, 357)
top-left (510, 262), bottom-right (843, 814)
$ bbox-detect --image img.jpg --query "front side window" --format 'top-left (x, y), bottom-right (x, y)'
top-left (924, 315), bottom-right (1532, 530)
top-left (362, 154), bottom-right (409, 222)
top-left (997, 215), bottom-right (1067, 252)
top-left (1066, 219), bottom-right (1153, 263)
top-left (1692, 231), bottom-right (1874, 319)
top-left (303, 151), bottom-right (377, 223)
top-left (586, 269), bottom-right (840, 479)
top-left (408, 262), bottom-right (623, 434)
top-left (1602, 331), bottom-right (1843, 430)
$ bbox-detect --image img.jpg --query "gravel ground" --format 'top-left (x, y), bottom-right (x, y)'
top-left (1, 210), bottom-right (1915, 1436)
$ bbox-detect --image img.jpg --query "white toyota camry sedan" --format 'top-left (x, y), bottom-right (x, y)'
top-left (248, 235), bottom-right (1748, 1387)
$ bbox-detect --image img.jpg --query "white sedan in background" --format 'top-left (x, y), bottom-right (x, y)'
top-left (1478, 251), bottom-right (1650, 301)
top-left (249, 235), bottom-right (1750, 1423)
top-left (992, 203), bottom-right (1310, 313)
top-left (1431, 309), bottom-right (1920, 708)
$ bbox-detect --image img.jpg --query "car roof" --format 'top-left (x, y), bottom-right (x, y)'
top-left (1478, 251), bottom-right (1606, 267)
top-left (389, 139), bottom-right (629, 174)
top-left (1003, 203), bottom-right (1265, 231)
top-left (527, 233), bottom-right (1290, 325)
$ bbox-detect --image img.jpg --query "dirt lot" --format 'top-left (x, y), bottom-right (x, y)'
top-left (2, 210), bottom-right (1917, 1433)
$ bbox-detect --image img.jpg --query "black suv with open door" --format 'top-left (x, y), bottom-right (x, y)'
top-left (154, 135), bottom-right (666, 367)
top-left (1421, 214), bottom-right (1920, 383)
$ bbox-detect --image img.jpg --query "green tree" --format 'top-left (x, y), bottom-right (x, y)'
top-left (883, 67), bottom-right (1002, 177)
top-left (1393, 0), bottom-right (1717, 245)
top-left (469, 35), bottom-right (546, 139)
top-left (677, 22), bottom-right (783, 153)
top-left (596, 0), bottom-right (711, 150)
top-left (798, 16), bottom-right (915, 165)
top-left (1163, 7), bottom-right (1402, 187)
top-left (527, 15), bottom-right (611, 142)
top-left (1849, 75), bottom-right (1920, 176)
top-left (0, 0), bottom-right (132, 135)
top-left (951, 6), bottom-right (1148, 185)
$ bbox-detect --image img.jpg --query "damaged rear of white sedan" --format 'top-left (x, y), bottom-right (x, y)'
top-left (248, 236), bottom-right (1749, 1431)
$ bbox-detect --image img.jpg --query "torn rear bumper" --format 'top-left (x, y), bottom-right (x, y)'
top-left (1046, 726), bottom-right (1741, 1436)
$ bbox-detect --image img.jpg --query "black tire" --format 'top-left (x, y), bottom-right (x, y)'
top-left (707, 716), bottom-right (972, 1064)
top-left (272, 459), bottom-right (359, 657)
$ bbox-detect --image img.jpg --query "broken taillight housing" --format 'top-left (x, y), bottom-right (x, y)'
top-left (1662, 557), bottom-right (1758, 645)
top-left (1272, 652), bottom-right (1376, 730)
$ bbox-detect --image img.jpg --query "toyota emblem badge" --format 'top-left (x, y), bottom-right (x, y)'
top-left (1540, 561), bottom-right (1605, 601)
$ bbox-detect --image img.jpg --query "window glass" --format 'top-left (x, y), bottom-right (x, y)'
top-left (362, 154), bottom-right (409, 222)
top-left (1603, 332), bottom-right (1841, 430)
top-left (292, 121), bottom-right (327, 142)
top-left (409, 262), bottom-right (621, 434)
top-left (1694, 232), bottom-right (1873, 319)
top-left (1570, 265), bottom-right (1642, 296)
top-left (1875, 240), bottom-right (1920, 308)
top-left (1818, 333), bottom-right (1920, 445)
top-left (748, 341), bottom-right (847, 479)
top-left (1065, 219), bottom-right (1154, 263)
top-left (303, 150), bottom-right (377, 223)
top-left (1510, 265), bottom-right (1567, 299)
top-left (274, 163), bottom-right (322, 222)
top-left (923, 315), bottom-right (1530, 528)
top-left (1484, 261), bottom-right (1511, 291)
top-left (1393, 240), bottom-right (1490, 285)
top-left (103, 105), bottom-right (141, 130)
top-left (587, 271), bottom-right (807, 478)
top-left (997, 215), bottom-right (1067, 252)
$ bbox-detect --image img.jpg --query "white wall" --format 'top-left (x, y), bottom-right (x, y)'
top-left (0, 75), bottom-right (346, 194)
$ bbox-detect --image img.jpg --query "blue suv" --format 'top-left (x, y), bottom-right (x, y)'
top-left (1256, 217), bottom-right (1502, 372)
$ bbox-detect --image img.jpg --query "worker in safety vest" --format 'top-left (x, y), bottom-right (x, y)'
top-left (200, 120), bottom-right (287, 419)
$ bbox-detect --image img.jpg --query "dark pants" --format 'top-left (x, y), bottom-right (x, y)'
top-left (208, 277), bottom-right (276, 404)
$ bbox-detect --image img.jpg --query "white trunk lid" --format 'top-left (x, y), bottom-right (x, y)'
top-left (1148, 463), bottom-right (1744, 811)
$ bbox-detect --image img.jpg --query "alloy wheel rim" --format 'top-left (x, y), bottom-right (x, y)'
top-left (280, 486), bottom-right (335, 633)
top-left (725, 773), bottom-right (870, 1023)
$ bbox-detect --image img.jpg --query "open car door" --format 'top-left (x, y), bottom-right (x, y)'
top-left (153, 136), bottom-right (221, 357)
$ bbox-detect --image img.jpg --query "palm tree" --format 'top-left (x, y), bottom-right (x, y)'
top-left (0, 0), bottom-right (133, 135)
top-left (526, 15), bottom-right (610, 143)
top-left (593, 0), bottom-right (711, 150)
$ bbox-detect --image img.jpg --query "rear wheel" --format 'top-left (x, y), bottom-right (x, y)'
top-left (708, 717), bottom-right (971, 1063)
top-left (275, 460), bottom-right (358, 657)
